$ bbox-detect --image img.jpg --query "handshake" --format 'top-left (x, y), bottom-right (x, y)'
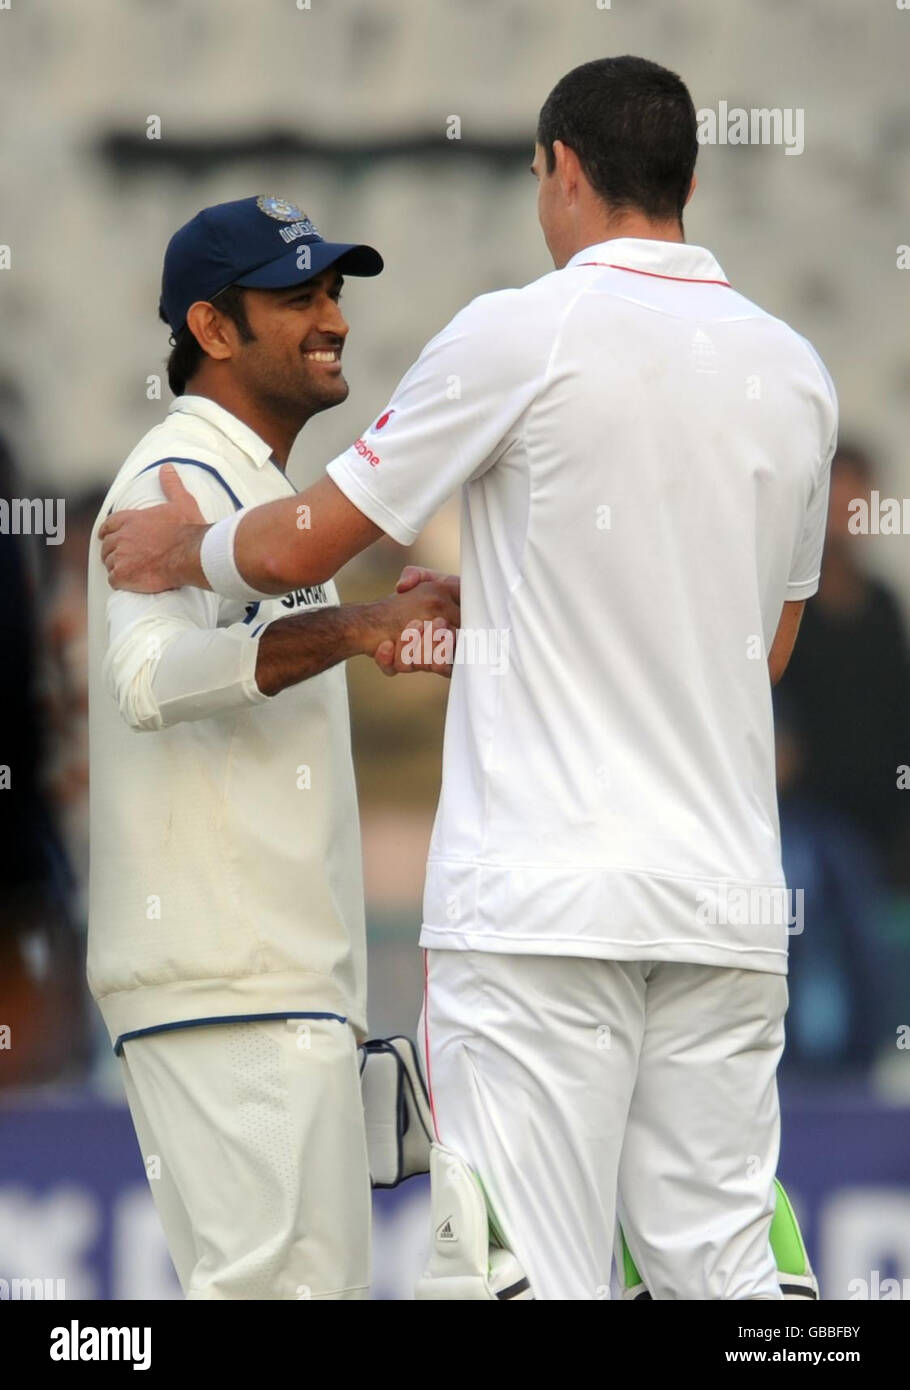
top-left (364, 565), bottom-right (461, 679)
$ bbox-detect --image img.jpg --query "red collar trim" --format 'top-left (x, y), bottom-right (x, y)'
top-left (577, 261), bottom-right (731, 287)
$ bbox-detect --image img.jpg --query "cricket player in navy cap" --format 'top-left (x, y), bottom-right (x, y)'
top-left (86, 196), bottom-right (458, 1299)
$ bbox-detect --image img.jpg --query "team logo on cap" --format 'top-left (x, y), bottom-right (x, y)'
top-left (257, 195), bottom-right (318, 235)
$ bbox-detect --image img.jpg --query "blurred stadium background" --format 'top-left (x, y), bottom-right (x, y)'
top-left (2, 0), bottom-right (910, 1299)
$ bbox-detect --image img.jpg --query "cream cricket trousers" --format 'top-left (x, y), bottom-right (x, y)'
top-left (119, 1016), bottom-right (371, 1300)
top-left (420, 950), bottom-right (788, 1301)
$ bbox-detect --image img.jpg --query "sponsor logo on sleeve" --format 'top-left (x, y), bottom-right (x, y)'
top-left (354, 438), bottom-right (382, 467)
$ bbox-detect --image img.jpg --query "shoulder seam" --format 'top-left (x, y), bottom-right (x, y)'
top-left (135, 457), bottom-right (243, 511)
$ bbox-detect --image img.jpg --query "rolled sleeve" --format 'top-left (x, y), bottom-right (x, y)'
top-left (102, 463), bottom-right (271, 731)
top-left (104, 608), bottom-right (269, 730)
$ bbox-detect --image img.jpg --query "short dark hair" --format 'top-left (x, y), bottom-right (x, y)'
top-left (537, 56), bottom-right (698, 224)
top-left (161, 284), bottom-right (256, 396)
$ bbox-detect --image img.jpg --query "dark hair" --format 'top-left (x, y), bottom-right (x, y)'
top-left (537, 56), bottom-right (698, 225)
top-left (161, 284), bottom-right (256, 396)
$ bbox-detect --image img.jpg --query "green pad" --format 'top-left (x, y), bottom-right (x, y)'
top-left (619, 1177), bottom-right (812, 1288)
top-left (768, 1177), bottom-right (811, 1278)
top-left (620, 1227), bottom-right (641, 1289)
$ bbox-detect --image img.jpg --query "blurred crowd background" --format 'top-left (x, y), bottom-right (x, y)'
top-left (1, 0), bottom-right (910, 1298)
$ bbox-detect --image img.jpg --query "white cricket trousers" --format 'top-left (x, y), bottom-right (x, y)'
top-left (119, 1016), bottom-right (371, 1300)
top-left (420, 950), bottom-right (788, 1301)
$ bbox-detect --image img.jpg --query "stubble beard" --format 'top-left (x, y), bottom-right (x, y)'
top-left (256, 363), bottom-right (349, 429)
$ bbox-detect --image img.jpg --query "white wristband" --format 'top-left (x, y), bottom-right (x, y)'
top-left (200, 511), bottom-right (273, 602)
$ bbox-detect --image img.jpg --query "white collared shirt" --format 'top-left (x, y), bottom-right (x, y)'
top-left (327, 238), bottom-right (837, 973)
top-left (88, 395), bottom-right (366, 1048)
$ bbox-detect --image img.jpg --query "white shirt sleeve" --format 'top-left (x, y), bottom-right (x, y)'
top-left (102, 463), bottom-right (271, 731)
top-left (787, 343), bottom-right (839, 599)
top-left (325, 287), bottom-right (553, 544)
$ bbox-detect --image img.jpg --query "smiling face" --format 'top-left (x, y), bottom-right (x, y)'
top-left (225, 267), bottom-right (350, 424)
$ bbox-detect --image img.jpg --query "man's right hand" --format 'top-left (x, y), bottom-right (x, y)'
top-left (363, 579), bottom-right (461, 679)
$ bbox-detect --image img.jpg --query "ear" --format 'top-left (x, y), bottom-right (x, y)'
top-left (552, 138), bottom-right (583, 203)
top-left (185, 300), bottom-right (234, 363)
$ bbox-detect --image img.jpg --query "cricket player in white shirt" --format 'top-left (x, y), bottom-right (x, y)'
top-left (102, 59), bottom-right (837, 1300)
top-left (88, 196), bottom-right (458, 1299)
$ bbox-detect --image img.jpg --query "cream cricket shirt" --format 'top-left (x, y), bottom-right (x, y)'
top-left (326, 239), bottom-right (838, 974)
top-left (88, 396), bottom-right (366, 1050)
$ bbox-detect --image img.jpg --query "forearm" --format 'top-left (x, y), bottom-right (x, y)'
top-left (236, 495), bottom-right (320, 594)
top-left (108, 573), bottom-right (457, 728)
top-left (151, 495), bottom-right (309, 596)
top-left (102, 470), bottom-right (384, 597)
top-left (167, 481), bottom-right (382, 596)
top-left (109, 603), bottom-right (387, 729)
top-left (235, 478), bottom-right (383, 593)
top-left (255, 601), bottom-right (390, 696)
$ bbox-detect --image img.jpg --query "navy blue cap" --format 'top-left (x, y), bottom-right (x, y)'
top-left (160, 195), bottom-right (383, 335)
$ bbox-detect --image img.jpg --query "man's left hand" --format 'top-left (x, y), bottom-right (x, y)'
top-left (99, 464), bottom-right (207, 592)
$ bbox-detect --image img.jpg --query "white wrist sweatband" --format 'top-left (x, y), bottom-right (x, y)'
top-left (200, 510), bottom-right (273, 602)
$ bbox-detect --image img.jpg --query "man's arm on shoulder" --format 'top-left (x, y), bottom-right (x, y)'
top-left (100, 467), bottom-right (376, 597)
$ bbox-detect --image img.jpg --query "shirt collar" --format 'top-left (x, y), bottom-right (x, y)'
top-left (565, 237), bottom-right (729, 286)
top-left (167, 395), bottom-right (276, 469)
